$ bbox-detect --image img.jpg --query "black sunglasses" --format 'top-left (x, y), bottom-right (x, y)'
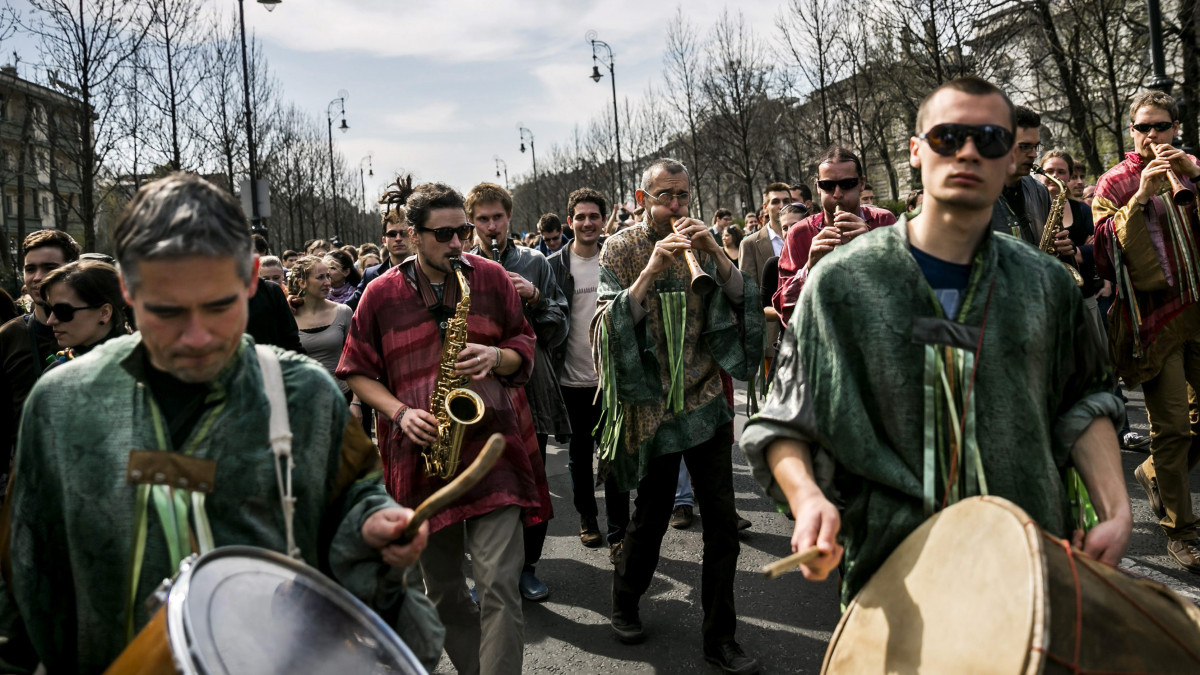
top-left (816, 177), bottom-right (862, 192)
top-left (1131, 121), bottom-right (1175, 133)
top-left (918, 123), bottom-right (1015, 159)
top-left (384, 229), bottom-right (405, 238)
top-left (40, 302), bottom-right (102, 323)
top-left (419, 224), bottom-right (474, 243)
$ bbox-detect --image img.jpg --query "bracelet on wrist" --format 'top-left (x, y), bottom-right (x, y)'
top-left (350, 401), bottom-right (363, 407)
top-left (492, 346), bottom-right (503, 374)
top-left (392, 405), bottom-right (409, 426)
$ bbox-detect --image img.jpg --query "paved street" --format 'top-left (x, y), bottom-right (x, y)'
top-left (436, 383), bottom-right (1200, 674)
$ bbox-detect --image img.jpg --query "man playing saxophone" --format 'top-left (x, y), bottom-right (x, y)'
top-left (1093, 90), bottom-right (1200, 575)
top-left (339, 180), bottom-right (550, 675)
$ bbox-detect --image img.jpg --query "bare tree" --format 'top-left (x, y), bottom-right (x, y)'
top-left (702, 10), bottom-right (775, 213)
top-left (141, 0), bottom-right (210, 171)
top-left (26, 0), bottom-right (145, 251)
top-left (777, 0), bottom-right (846, 147)
top-left (664, 7), bottom-right (709, 219)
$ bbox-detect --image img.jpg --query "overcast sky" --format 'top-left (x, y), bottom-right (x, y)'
top-left (10, 1), bottom-right (788, 211)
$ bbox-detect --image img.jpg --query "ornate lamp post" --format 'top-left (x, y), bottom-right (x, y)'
top-left (587, 30), bottom-right (626, 202)
top-left (237, 0), bottom-right (281, 238)
top-left (326, 93), bottom-right (348, 239)
top-left (518, 125), bottom-right (539, 215)
top-left (495, 156), bottom-right (509, 190)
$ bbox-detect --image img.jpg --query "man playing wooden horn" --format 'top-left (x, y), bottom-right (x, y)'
top-left (742, 77), bottom-right (1131, 605)
top-left (1093, 90), bottom-right (1200, 573)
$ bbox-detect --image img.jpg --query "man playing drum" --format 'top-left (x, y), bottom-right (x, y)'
top-left (0, 173), bottom-right (437, 672)
top-left (742, 77), bottom-right (1132, 605)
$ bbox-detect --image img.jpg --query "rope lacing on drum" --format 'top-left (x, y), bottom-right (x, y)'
top-left (1031, 530), bottom-right (1200, 672)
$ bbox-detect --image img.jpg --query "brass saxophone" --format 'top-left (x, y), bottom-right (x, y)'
top-left (423, 259), bottom-right (485, 479)
top-left (1032, 164), bottom-right (1085, 287)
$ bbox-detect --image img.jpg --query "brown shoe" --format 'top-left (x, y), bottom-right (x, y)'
top-left (580, 516), bottom-right (603, 548)
top-left (1134, 464), bottom-right (1165, 520)
top-left (670, 504), bottom-right (694, 529)
top-left (1167, 538), bottom-right (1200, 573)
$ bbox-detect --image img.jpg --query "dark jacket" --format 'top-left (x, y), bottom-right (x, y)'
top-left (246, 280), bottom-right (304, 354)
top-left (990, 175), bottom-right (1052, 244)
top-left (354, 256), bottom-right (401, 311)
top-left (472, 239), bottom-right (570, 437)
top-left (537, 233), bottom-right (571, 257)
top-left (546, 246), bottom-right (576, 378)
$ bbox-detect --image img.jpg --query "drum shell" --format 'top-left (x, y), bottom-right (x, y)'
top-left (103, 606), bottom-right (176, 675)
top-left (105, 546), bottom-right (426, 675)
top-left (821, 496), bottom-right (1200, 674)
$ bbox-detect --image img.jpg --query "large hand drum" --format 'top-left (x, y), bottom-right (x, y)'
top-left (822, 496), bottom-right (1200, 674)
top-left (106, 546), bottom-right (426, 675)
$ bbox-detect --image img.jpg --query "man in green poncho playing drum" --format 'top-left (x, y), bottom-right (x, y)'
top-left (593, 158), bottom-right (763, 675)
top-left (741, 77), bottom-right (1132, 607)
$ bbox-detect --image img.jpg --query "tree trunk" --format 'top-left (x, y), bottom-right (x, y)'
top-left (1179, 0), bottom-right (1199, 150)
top-left (16, 91), bottom-right (34, 268)
top-left (1032, 0), bottom-right (1104, 175)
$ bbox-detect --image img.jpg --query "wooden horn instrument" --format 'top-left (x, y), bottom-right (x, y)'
top-left (1157, 143), bottom-right (1195, 206)
top-left (394, 433), bottom-right (506, 545)
top-left (670, 217), bottom-right (717, 295)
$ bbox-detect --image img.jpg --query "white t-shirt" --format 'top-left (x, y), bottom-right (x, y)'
top-left (560, 246), bottom-right (600, 388)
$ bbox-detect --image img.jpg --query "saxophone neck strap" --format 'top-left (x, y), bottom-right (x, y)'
top-left (401, 255), bottom-right (464, 313)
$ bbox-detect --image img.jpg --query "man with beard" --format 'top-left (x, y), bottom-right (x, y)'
top-left (341, 181), bottom-right (550, 675)
top-left (772, 148), bottom-right (897, 325)
top-left (547, 188), bottom-right (630, 556)
top-left (1, 173), bottom-right (439, 672)
top-left (743, 77), bottom-right (1129, 608)
top-left (467, 182), bottom-right (568, 602)
top-left (594, 158), bottom-right (763, 674)
top-left (990, 106), bottom-right (1051, 244)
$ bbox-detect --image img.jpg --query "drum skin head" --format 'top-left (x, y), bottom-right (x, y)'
top-left (823, 496), bottom-right (1046, 674)
top-left (166, 547), bottom-right (425, 675)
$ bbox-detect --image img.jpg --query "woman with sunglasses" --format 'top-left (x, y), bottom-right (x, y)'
top-left (38, 260), bottom-right (129, 367)
top-left (287, 256), bottom-right (359, 417)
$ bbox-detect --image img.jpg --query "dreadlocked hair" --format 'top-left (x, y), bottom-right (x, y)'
top-left (379, 174), bottom-right (414, 229)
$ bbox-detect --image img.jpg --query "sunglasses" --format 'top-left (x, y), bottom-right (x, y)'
top-left (384, 229), bottom-right (406, 238)
top-left (419, 224), bottom-right (474, 243)
top-left (40, 302), bottom-right (103, 323)
top-left (1131, 121), bottom-right (1175, 133)
top-left (918, 123), bottom-right (1015, 159)
top-left (816, 177), bottom-right (862, 192)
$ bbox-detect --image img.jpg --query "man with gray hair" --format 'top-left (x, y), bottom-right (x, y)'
top-left (593, 158), bottom-right (763, 674)
top-left (0, 173), bottom-right (441, 672)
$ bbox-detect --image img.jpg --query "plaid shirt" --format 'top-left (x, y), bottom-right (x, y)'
top-left (336, 253), bottom-right (551, 532)
top-left (772, 205), bottom-right (897, 325)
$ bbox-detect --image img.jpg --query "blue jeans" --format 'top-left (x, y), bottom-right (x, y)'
top-left (675, 462), bottom-right (694, 508)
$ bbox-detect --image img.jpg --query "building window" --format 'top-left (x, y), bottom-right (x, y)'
top-left (31, 190), bottom-right (38, 217)
top-left (0, 94), bottom-right (6, 120)
top-left (42, 196), bottom-right (49, 216)
top-left (3, 195), bottom-right (10, 216)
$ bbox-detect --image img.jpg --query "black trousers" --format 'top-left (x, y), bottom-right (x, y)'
top-left (613, 422), bottom-right (739, 645)
top-left (524, 432), bottom-right (549, 569)
top-left (562, 385), bottom-right (629, 544)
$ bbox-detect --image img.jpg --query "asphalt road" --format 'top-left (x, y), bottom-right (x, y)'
top-left (435, 383), bottom-right (1200, 674)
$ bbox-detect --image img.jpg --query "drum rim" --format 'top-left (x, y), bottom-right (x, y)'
top-left (164, 545), bottom-right (425, 675)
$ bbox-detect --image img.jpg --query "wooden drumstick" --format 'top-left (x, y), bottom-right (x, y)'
top-left (761, 545), bottom-right (823, 579)
top-left (394, 433), bottom-right (506, 544)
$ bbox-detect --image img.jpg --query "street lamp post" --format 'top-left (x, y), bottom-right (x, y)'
top-left (495, 156), bottom-right (509, 190)
top-left (518, 126), bottom-right (539, 215)
top-left (359, 153), bottom-right (374, 243)
top-left (237, 0), bottom-right (280, 239)
top-left (326, 94), bottom-right (348, 240)
top-left (1146, 0), bottom-right (1174, 94)
top-left (587, 31), bottom-right (626, 203)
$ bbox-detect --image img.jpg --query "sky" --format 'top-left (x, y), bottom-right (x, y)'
top-left (8, 0), bottom-right (790, 209)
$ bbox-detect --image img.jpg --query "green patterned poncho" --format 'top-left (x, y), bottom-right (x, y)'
top-left (741, 217), bottom-right (1122, 604)
top-left (591, 222), bottom-right (763, 492)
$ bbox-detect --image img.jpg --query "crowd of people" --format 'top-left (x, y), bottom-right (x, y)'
top-left (0, 75), bottom-right (1196, 674)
